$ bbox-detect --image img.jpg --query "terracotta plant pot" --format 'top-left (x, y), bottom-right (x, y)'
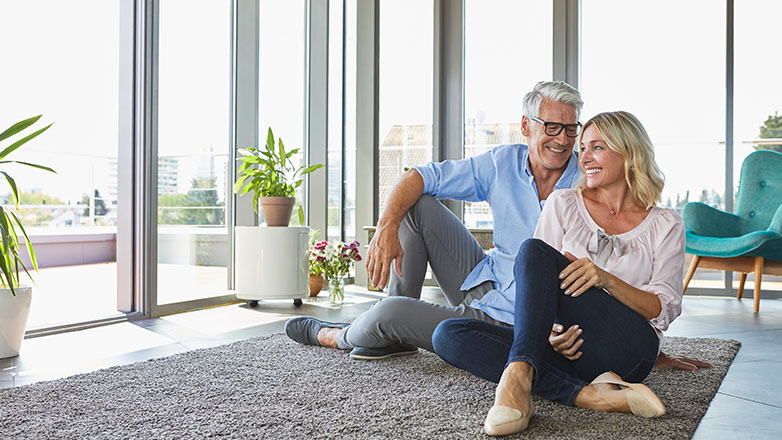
top-left (260, 196), bottom-right (295, 226)
top-left (309, 274), bottom-right (325, 297)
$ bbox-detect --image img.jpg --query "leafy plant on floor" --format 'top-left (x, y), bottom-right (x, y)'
top-left (0, 115), bottom-right (56, 295)
top-left (233, 127), bottom-right (324, 224)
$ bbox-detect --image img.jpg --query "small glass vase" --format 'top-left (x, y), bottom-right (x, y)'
top-left (328, 277), bottom-right (345, 306)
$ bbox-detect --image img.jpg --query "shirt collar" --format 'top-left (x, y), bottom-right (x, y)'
top-left (521, 149), bottom-right (534, 178)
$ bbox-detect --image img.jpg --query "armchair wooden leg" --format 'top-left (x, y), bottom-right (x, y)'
top-left (683, 255), bottom-right (701, 294)
top-left (753, 256), bottom-right (764, 313)
top-left (737, 272), bottom-right (747, 300)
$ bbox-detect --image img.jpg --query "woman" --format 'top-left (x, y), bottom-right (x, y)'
top-left (432, 111), bottom-right (684, 436)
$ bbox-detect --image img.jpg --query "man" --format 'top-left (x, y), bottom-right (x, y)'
top-left (286, 81), bottom-right (709, 371)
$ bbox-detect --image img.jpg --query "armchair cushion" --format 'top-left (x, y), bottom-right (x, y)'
top-left (683, 150), bottom-right (782, 261)
top-left (682, 202), bottom-right (743, 238)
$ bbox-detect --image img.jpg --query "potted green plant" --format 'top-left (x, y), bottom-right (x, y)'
top-left (0, 115), bottom-right (56, 358)
top-left (233, 127), bottom-right (324, 226)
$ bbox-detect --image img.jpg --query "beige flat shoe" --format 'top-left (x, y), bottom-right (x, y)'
top-left (591, 371), bottom-right (666, 418)
top-left (483, 401), bottom-right (534, 437)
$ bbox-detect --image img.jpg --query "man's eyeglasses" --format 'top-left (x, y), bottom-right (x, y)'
top-left (529, 116), bottom-right (582, 138)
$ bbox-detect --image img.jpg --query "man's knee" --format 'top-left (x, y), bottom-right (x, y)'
top-left (368, 296), bottom-right (420, 326)
top-left (407, 194), bottom-right (445, 226)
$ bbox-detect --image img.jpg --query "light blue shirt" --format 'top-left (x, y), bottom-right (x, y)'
top-left (413, 144), bottom-right (580, 324)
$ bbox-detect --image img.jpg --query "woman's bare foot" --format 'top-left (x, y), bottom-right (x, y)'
top-left (494, 361), bottom-right (534, 415)
top-left (574, 383), bottom-right (631, 412)
top-left (316, 327), bottom-right (341, 347)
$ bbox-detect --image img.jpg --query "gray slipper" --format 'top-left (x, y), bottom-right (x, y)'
top-left (284, 317), bottom-right (349, 346)
top-left (349, 343), bottom-right (419, 360)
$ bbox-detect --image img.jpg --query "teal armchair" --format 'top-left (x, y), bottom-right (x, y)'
top-left (682, 150), bottom-right (782, 312)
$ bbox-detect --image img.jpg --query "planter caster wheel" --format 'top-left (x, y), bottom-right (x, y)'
top-left (248, 300), bottom-right (259, 308)
top-left (293, 298), bottom-right (303, 307)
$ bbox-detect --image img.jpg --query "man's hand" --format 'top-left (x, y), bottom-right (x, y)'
top-left (365, 223), bottom-right (404, 289)
top-left (549, 323), bottom-right (583, 361)
top-left (655, 351), bottom-right (713, 370)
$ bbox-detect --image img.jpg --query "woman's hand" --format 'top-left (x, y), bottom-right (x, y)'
top-left (558, 252), bottom-right (613, 297)
top-left (549, 323), bottom-right (583, 360)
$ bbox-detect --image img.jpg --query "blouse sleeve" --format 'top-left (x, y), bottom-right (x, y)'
top-left (533, 189), bottom-right (571, 251)
top-left (640, 210), bottom-right (686, 332)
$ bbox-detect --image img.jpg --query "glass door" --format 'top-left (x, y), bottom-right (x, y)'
top-left (0, 0), bottom-right (129, 329)
top-left (152, 0), bottom-right (233, 312)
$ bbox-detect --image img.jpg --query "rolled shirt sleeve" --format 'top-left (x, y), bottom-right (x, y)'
top-left (413, 152), bottom-right (497, 202)
top-left (642, 212), bottom-right (686, 334)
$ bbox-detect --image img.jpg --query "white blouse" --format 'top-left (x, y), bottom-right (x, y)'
top-left (533, 188), bottom-right (686, 342)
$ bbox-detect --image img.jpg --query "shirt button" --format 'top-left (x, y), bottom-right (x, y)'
top-left (760, 181), bottom-right (767, 188)
top-left (749, 211), bottom-right (756, 217)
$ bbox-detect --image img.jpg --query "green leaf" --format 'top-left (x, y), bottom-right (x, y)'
top-left (233, 176), bottom-right (247, 193)
top-left (0, 115), bottom-right (41, 143)
top-left (0, 260), bottom-right (15, 295)
top-left (2, 161), bottom-right (56, 173)
top-left (0, 208), bottom-right (10, 261)
top-left (0, 209), bottom-right (17, 291)
top-left (0, 172), bottom-right (19, 207)
top-left (278, 137), bottom-right (286, 165)
top-left (0, 123), bottom-right (53, 161)
top-left (9, 211), bottom-right (36, 271)
top-left (300, 164), bottom-right (325, 175)
top-left (265, 127), bottom-right (275, 150)
top-left (298, 205), bottom-right (304, 225)
top-left (238, 155), bottom-right (262, 165)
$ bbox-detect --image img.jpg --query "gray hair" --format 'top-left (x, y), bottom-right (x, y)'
top-left (522, 81), bottom-right (584, 120)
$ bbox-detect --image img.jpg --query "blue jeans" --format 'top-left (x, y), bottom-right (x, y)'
top-left (432, 239), bottom-right (659, 406)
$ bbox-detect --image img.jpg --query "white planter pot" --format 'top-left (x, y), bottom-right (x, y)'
top-left (0, 286), bottom-right (33, 359)
top-left (234, 226), bottom-right (309, 301)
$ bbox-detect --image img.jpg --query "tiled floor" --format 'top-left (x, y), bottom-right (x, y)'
top-left (23, 262), bottom-right (228, 329)
top-left (2, 287), bottom-right (781, 439)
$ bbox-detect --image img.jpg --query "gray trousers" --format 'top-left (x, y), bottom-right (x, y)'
top-left (337, 195), bottom-right (506, 352)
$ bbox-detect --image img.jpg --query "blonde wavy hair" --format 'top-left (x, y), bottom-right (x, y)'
top-left (577, 111), bottom-right (664, 209)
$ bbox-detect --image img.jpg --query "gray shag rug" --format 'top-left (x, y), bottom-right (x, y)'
top-left (0, 334), bottom-right (739, 439)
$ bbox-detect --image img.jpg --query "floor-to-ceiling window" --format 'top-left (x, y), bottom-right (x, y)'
top-left (156, 0), bottom-right (232, 305)
top-left (258, 0), bottom-right (307, 226)
top-left (733, 0), bottom-right (782, 291)
top-left (581, 0), bottom-right (726, 290)
top-left (343, 0), bottom-right (357, 244)
top-left (462, 0), bottom-right (552, 228)
top-left (328, 0), bottom-right (345, 241)
top-left (378, 0), bottom-right (434, 216)
top-left (0, 0), bottom-right (126, 328)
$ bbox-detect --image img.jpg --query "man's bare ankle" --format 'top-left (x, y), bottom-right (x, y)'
top-left (316, 328), bottom-right (340, 348)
